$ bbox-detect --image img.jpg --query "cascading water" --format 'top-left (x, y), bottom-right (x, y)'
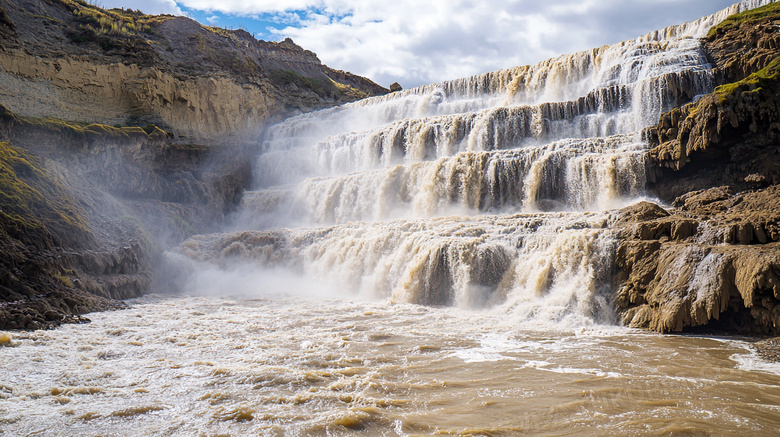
top-left (183, 0), bottom-right (776, 328)
top-left (6, 3), bottom-right (780, 436)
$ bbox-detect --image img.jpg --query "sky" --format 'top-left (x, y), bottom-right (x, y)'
top-left (95, 0), bottom-right (740, 89)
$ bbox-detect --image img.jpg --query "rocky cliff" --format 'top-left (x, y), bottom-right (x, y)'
top-left (615, 2), bottom-right (780, 335)
top-left (0, 104), bottom-right (256, 329)
top-left (0, 0), bottom-right (387, 329)
top-left (0, 0), bottom-right (388, 139)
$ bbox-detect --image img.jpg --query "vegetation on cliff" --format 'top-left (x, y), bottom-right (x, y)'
top-left (0, 0), bottom-right (389, 330)
top-left (616, 2), bottom-right (780, 336)
top-left (0, 141), bottom-right (91, 249)
top-left (706, 1), bottom-right (780, 38)
top-left (269, 69), bottom-right (370, 101)
top-left (0, 138), bottom-right (112, 330)
top-left (648, 1), bottom-right (780, 199)
top-left (0, 103), bottom-right (247, 330)
top-left (62, 0), bottom-right (165, 54)
top-left (0, 0), bottom-right (388, 138)
top-left (650, 57), bottom-right (780, 176)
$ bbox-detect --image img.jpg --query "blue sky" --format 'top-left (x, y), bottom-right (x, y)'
top-left (97, 0), bottom-right (743, 88)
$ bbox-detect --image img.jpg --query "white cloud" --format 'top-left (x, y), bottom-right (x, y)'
top-left (206, 15), bottom-right (219, 24)
top-left (267, 0), bottom-right (739, 88)
top-left (98, 0), bottom-right (183, 15)
top-left (96, 0), bottom-right (742, 88)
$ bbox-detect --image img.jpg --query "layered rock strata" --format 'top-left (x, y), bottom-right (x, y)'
top-left (616, 3), bottom-right (780, 335)
top-left (0, 0), bottom-right (388, 329)
top-left (615, 189), bottom-right (780, 334)
top-left (0, 0), bottom-right (387, 139)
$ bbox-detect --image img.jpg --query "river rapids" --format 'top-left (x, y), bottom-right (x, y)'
top-left (2, 1), bottom-right (780, 435)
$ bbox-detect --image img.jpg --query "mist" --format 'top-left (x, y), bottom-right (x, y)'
top-left (162, 0), bottom-right (760, 327)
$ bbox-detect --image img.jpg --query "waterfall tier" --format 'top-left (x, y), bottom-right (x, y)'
top-left (175, 0), bottom-right (776, 325)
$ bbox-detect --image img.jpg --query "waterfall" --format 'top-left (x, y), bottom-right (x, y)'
top-left (177, 0), bottom-right (775, 327)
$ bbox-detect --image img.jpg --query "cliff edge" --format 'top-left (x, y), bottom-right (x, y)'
top-left (0, 0), bottom-right (386, 329)
top-left (615, 2), bottom-right (780, 335)
top-left (0, 0), bottom-right (388, 139)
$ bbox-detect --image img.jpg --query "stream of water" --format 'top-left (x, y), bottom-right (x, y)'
top-left (2, 1), bottom-right (780, 435)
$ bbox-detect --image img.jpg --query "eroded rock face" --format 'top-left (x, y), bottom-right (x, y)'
top-left (705, 11), bottom-right (780, 85)
top-left (646, 7), bottom-right (780, 202)
top-left (0, 0), bottom-right (390, 329)
top-left (614, 187), bottom-right (780, 335)
top-left (0, 107), bottom-right (252, 329)
top-left (620, 4), bottom-right (780, 335)
top-left (0, 0), bottom-right (388, 139)
top-left (0, 51), bottom-right (278, 139)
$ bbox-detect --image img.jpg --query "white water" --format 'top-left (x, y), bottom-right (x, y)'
top-left (2, 296), bottom-right (780, 436)
top-left (4, 1), bottom-right (780, 435)
top-left (222, 0), bottom-right (777, 323)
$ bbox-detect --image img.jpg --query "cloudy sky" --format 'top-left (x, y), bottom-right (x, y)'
top-left (97, 0), bottom-right (739, 88)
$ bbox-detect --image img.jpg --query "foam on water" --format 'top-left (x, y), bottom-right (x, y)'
top-left (3, 295), bottom-right (779, 435)
top-left (203, 0), bottom-right (778, 330)
top-left (7, 2), bottom-right (780, 435)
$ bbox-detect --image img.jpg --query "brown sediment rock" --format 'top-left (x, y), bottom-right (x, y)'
top-left (646, 66), bottom-right (780, 201)
top-left (620, 4), bottom-right (780, 335)
top-left (0, 0), bottom-right (390, 329)
top-left (754, 337), bottom-right (780, 362)
top-left (646, 5), bottom-right (780, 202)
top-left (705, 5), bottom-right (780, 85)
top-left (614, 187), bottom-right (780, 335)
top-left (0, 0), bottom-right (388, 139)
top-left (0, 50), bottom-right (278, 139)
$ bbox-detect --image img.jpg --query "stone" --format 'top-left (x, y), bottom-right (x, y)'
top-left (0, 0), bottom-right (389, 140)
top-left (43, 310), bottom-right (60, 322)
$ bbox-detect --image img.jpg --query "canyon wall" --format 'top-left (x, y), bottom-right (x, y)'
top-left (0, 0), bottom-right (386, 329)
top-left (0, 0), bottom-right (387, 139)
top-left (615, 3), bottom-right (780, 334)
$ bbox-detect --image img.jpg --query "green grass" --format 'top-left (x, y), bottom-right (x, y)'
top-left (0, 106), bottom-right (179, 251)
top-left (331, 79), bottom-right (369, 100)
top-left (707, 1), bottom-right (780, 38)
top-left (1, 104), bottom-right (170, 140)
top-left (55, 0), bottom-right (172, 51)
top-left (0, 141), bottom-right (92, 250)
top-left (269, 70), bottom-right (368, 100)
top-left (713, 56), bottom-right (780, 104)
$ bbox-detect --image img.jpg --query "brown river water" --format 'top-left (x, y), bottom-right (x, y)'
top-left (4, 2), bottom-right (780, 435)
top-left (2, 293), bottom-right (780, 436)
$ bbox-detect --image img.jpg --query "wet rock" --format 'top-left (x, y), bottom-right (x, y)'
top-left (746, 173), bottom-right (769, 188)
top-left (754, 337), bottom-right (780, 362)
top-left (646, 7), bottom-right (780, 202)
top-left (614, 188), bottom-right (780, 335)
top-left (613, 201), bottom-right (670, 226)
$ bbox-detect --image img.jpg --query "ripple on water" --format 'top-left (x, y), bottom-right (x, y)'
top-left (1, 295), bottom-right (779, 436)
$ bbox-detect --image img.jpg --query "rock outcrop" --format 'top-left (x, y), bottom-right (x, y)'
top-left (614, 188), bottom-right (780, 334)
top-left (647, 3), bottom-right (780, 201)
top-left (616, 2), bottom-right (780, 335)
top-left (0, 104), bottom-right (254, 329)
top-left (0, 0), bottom-right (391, 329)
top-left (0, 0), bottom-right (388, 139)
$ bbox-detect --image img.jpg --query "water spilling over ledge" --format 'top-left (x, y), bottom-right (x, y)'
top-left (3, 1), bottom-right (780, 435)
top-left (171, 0), bottom-right (777, 326)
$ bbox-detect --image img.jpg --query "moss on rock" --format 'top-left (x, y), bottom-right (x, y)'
top-left (0, 141), bottom-right (92, 250)
top-left (707, 1), bottom-right (780, 39)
